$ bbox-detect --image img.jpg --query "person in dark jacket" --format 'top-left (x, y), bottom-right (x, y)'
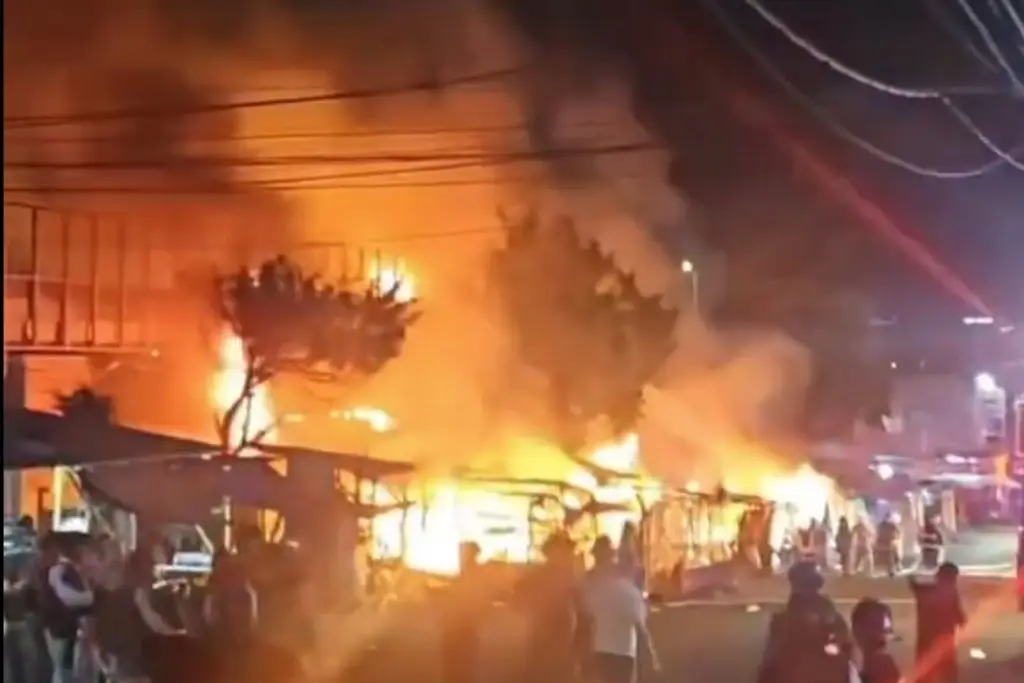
top-left (909, 562), bottom-right (965, 683)
top-left (203, 550), bottom-right (258, 648)
top-left (517, 532), bottom-right (587, 683)
top-left (835, 518), bottom-right (853, 576)
top-left (757, 561), bottom-right (853, 683)
top-left (440, 541), bottom-right (487, 683)
top-left (39, 537), bottom-right (94, 683)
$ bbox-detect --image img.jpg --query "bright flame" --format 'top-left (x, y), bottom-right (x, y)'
top-left (350, 422), bottom-right (655, 576)
top-left (331, 406), bottom-right (396, 433)
top-left (762, 464), bottom-right (834, 527)
top-left (212, 331), bottom-right (276, 453)
top-left (369, 259), bottom-right (416, 303)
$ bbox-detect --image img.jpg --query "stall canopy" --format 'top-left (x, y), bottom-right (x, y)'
top-left (80, 456), bottom-right (403, 525)
top-left (3, 408), bottom-right (217, 470)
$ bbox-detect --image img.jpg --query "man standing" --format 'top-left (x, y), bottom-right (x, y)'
top-left (581, 536), bottom-right (660, 683)
top-left (39, 538), bottom-right (94, 683)
top-left (909, 562), bottom-right (965, 683)
top-left (757, 562), bottom-right (853, 683)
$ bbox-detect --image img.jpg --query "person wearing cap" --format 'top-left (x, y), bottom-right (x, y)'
top-left (580, 535), bottom-right (660, 683)
top-left (757, 561), bottom-right (853, 683)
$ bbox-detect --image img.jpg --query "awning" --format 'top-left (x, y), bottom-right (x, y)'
top-left (259, 443), bottom-right (414, 478)
top-left (3, 408), bottom-right (217, 470)
top-left (80, 456), bottom-right (392, 525)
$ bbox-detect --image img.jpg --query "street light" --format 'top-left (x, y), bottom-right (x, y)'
top-left (680, 259), bottom-right (699, 311)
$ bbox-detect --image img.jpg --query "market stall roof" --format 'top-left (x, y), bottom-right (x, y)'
top-left (3, 408), bottom-right (217, 470)
top-left (79, 456), bottom-right (392, 524)
top-left (259, 443), bottom-right (414, 478)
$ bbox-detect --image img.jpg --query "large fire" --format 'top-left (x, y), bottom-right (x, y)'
top-left (365, 432), bottom-right (653, 575)
top-left (207, 264), bottom-right (838, 576)
top-left (212, 331), bottom-right (276, 452)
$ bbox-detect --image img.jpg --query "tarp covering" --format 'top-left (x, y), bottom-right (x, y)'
top-left (3, 408), bottom-right (217, 470)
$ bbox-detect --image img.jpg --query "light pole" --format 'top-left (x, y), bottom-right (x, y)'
top-left (681, 259), bottom-right (699, 312)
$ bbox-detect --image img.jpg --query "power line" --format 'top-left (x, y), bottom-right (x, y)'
top-left (998, 0), bottom-right (1024, 48)
top-left (739, 0), bottom-right (1024, 171)
top-left (954, 0), bottom-right (1024, 90)
top-left (636, 0), bottom-right (1000, 320)
top-left (1, 66), bottom-right (521, 130)
top-left (2, 141), bottom-right (659, 172)
top-left (2, 120), bottom-right (630, 146)
top-left (700, 0), bottom-right (1021, 178)
top-left (742, 0), bottom-right (1014, 98)
top-left (923, 0), bottom-right (1000, 73)
top-left (2, 141), bottom-right (665, 194)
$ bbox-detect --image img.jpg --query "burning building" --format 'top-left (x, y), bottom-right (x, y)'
top-left (5, 0), bottom-right (842, 569)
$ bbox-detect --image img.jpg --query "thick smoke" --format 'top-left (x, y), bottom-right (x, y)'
top-left (4, 0), bottom-right (814, 485)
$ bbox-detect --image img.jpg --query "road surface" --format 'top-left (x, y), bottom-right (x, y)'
top-left (343, 575), bottom-right (1023, 683)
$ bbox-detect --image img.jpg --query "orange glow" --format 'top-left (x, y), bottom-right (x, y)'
top-left (212, 330), bottom-right (276, 453)
top-left (349, 423), bottom-right (656, 576)
top-left (369, 259), bottom-right (416, 302)
top-left (762, 464), bottom-right (834, 525)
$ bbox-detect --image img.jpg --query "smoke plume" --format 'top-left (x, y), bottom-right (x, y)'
top-left (4, 0), bottom-right (815, 486)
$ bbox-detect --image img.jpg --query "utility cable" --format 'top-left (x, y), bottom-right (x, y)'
top-left (742, 0), bottom-right (1013, 98)
top-left (2, 141), bottom-right (664, 194)
top-left (738, 0), bottom-right (1024, 172)
top-left (954, 0), bottom-right (1024, 91)
top-left (2, 66), bottom-right (521, 130)
top-left (700, 0), bottom-right (1020, 178)
top-left (923, 0), bottom-right (1000, 72)
top-left (997, 0), bottom-right (1024, 50)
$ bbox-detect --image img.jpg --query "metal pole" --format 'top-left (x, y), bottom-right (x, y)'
top-left (117, 219), bottom-right (128, 347)
top-left (87, 215), bottom-right (100, 344)
top-left (59, 215), bottom-right (72, 346)
top-left (25, 207), bottom-right (41, 343)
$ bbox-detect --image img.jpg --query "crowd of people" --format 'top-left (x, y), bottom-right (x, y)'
top-left (442, 529), bottom-right (658, 683)
top-left (4, 512), bottom-right (968, 683)
top-left (783, 513), bottom-right (946, 578)
top-left (757, 559), bottom-right (966, 683)
top-left (3, 520), bottom-right (299, 683)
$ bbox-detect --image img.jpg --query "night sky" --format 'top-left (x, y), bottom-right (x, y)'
top-left (689, 0), bottom-right (1023, 323)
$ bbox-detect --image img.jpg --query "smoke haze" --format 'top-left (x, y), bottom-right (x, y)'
top-left (4, 0), bottom-right (815, 487)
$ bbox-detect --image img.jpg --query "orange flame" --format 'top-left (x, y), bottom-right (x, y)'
top-left (212, 331), bottom-right (276, 453)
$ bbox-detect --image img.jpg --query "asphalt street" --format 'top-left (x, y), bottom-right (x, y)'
top-left (648, 597), bottom-right (1023, 683)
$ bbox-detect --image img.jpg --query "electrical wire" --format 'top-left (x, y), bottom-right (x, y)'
top-left (2, 121), bottom-right (586, 146)
top-left (954, 0), bottom-right (1024, 90)
top-left (739, 0), bottom-right (1024, 172)
top-left (997, 0), bottom-right (1024, 48)
top-left (2, 141), bottom-right (659, 172)
top-left (1, 66), bottom-right (521, 130)
top-left (641, 0), bottom-right (1000, 319)
top-left (742, 0), bottom-right (1012, 98)
top-left (923, 0), bottom-right (1000, 72)
top-left (700, 0), bottom-right (1021, 178)
top-left (2, 141), bottom-right (664, 194)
